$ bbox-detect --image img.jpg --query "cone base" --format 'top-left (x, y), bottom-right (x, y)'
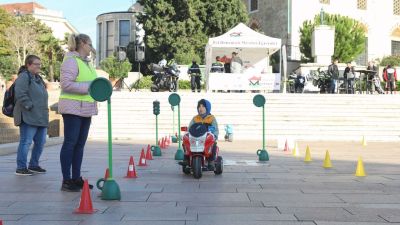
top-left (152, 145), bottom-right (162, 156)
top-left (257, 149), bottom-right (269, 161)
top-left (101, 179), bottom-right (121, 200)
top-left (175, 149), bottom-right (184, 160)
top-left (74, 208), bottom-right (96, 214)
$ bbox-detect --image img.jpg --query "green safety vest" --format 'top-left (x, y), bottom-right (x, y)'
top-left (59, 56), bottom-right (97, 102)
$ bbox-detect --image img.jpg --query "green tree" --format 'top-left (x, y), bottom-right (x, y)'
top-left (299, 13), bottom-right (366, 63)
top-left (38, 33), bottom-right (64, 81)
top-left (0, 8), bottom-right (15, 56)
top-left (137, 0), bottom-right (248, 64)
top-left (196, 0), bottom-right (249, 38)
top-left (100, 56), bottom-right (132, 79)
top-left (137, 0), bottom-right (207, 63)
top-left (0, 55), bottom-right (18, 81)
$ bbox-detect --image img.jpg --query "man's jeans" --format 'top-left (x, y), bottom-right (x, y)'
top-left (330, 79), bottom-right (337, 93)
top-left (60, 114), bottom-right (91, 180)
top-left (17, 122), bottom-right (47, 169)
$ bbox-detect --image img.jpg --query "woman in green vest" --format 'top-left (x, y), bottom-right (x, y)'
top-left (58, 33), bottom-right (97, 192)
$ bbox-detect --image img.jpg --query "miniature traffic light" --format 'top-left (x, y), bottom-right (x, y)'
top-left (153, 100), bottom-right (160, 115)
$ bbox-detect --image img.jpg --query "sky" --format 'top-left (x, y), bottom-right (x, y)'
top-left (0, 0), bottom-right (136, 46)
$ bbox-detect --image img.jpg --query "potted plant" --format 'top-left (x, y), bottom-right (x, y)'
top-left (100, 56), bottom-right (132, 87)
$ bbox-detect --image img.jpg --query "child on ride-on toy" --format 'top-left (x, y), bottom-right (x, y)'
top-left (188, 99), bottom-right (219, 169)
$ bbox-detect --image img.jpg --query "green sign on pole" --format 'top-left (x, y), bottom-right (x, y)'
top-left (168, 93), bottom-right (184, 160)
top-left (89, 77), bottom-right (121, 200)
top-left (253, 94), bottom-right (269, 162)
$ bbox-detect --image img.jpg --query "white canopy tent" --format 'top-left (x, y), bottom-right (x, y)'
top-left (205, 23), bottom-right (282, 91)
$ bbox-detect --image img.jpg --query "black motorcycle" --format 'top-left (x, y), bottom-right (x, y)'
top-left (287, 73), bottom-right (305, 93)
top-left (149, 62), bottom-right (179, 92)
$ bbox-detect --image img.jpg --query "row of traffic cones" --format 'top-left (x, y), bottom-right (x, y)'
top-left (283, 139), bottom-right (366, 177)
top-left (158, 135), bottom-right (172, 149)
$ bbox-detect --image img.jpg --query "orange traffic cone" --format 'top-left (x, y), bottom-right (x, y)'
top-left (158, 139), bottom-right (161, 147)
top-left (145, 146), bottom-right (153, 160)
top-left (164, 136), bottom-right (169, 147)
top-left (75, 179), bottom-right (95, 214)
top-left (138, 149), bottom-right (147, 166)
top-left (161, 137), bottom-right (166, 148)
top-left (125, 156), bottom-right (137, 178)
top-left (167, 135), bottom-right (171, 145)
top-left (103, 168), bottom-right (110, 180)
top-left (283, 139), bottom-right (289, 153)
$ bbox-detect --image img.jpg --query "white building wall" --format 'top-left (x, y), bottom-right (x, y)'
top-left (290, 0), bottom-right (400, 62)
top-left (32, 8), bottom-right (77, 40)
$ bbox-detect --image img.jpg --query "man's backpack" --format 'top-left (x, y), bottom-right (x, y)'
top-left (2, 83), bottom-right (16, 117)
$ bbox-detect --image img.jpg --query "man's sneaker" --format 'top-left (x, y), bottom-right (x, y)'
top-left (61, 180), bottom-right (80, 192)
top-left (15, 168), bottom-right (34, 176)
top-left (28, 166), bottom-right (46, 174)
top-left (74, 177), bottom-right (94, 189)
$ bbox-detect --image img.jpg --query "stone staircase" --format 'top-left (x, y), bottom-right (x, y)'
top-left (89, 92), bottom-right (400, 142)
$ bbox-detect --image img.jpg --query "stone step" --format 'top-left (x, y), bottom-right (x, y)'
top-left (0, 128), bottom-right (19, 144)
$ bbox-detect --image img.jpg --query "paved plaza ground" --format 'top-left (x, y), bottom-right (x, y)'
top-left (0, 138), bottom-right (399, 225)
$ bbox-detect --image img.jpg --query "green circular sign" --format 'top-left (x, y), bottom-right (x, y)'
top-left (89, 77), bottom-right (113, 102)
top-left (168, 93), bottom-right (181, 106)
top-left (253, 94), bottom-right (266, 107)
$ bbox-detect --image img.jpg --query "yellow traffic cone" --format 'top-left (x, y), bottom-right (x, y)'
top-left (304, 145), bottom-right (312, 162)
top-left (323, 150), bottom-right (332, 168)
top-left (361, 136), bottom-right (367, 147)
top-left (355, 156), bottom-right (366, 177)
top-left (292, 142), bottom-right (300, 157)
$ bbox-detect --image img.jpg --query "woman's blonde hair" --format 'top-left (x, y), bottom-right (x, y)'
top-left (67, 33), bottom-right (91, 51)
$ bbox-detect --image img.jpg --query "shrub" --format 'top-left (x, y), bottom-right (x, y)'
top-left (379, 55), bottom-right (400, 67)
top-left (132, 76), bottom-right (197, 90)
top-left (100, 56), bottom-right (131, 79)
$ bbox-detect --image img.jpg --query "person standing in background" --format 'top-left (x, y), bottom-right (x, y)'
top-left (14, 55), bottom-right (48, 176)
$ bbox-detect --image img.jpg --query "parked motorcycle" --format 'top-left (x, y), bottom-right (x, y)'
top-left (180, 123), bottom-right (223, 179)
top-left (287, 73), bottom-right (306, 93)
top-left (149, 60), bottom-right (179, 92)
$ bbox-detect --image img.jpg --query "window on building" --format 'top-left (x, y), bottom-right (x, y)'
top-left (357, 0), bottom-right (367, 10)
top-left (355, 37), bottom-right (368, 66)
top-left (119, 20), bottom-right (130, 47)
top-left (395, 0), bottom-right (400, 15)
top-left (392, 40), bottom-right (400, 55)
top-left (249, 0), bottom-right (258, 12)
top-left (319, 0), bottom-right (330, 4)
top-left (106, 21), bottom-right (115, 57)
top-left (97, 23), bottom-right (102, 62)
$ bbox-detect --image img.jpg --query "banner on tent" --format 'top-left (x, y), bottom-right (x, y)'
top-left (208, 73), bottom-right (281, 91)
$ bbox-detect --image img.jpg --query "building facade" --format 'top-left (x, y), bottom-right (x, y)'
top-left (96, 3), bottom-right (143, 66)
top-left (0, 2), bottom-right (77, 40)
top-left (242, 0), bottom-right (400, 65)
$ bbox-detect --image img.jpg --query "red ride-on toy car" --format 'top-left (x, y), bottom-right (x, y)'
top-left (180, 123), bottom-right (223, 179)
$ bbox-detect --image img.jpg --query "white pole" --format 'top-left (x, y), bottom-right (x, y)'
top-left (282, 45), bottom-right (287, 94)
